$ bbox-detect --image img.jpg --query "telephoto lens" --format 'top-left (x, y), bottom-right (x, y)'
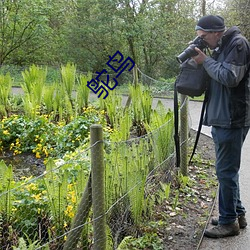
top-left (176, 36), bottom-right (208, 63)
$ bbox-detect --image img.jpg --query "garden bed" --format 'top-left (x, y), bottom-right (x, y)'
top-left (0, 130), bottom-right (217, 250)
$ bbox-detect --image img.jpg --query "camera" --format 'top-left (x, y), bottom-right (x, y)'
top-left (176, 36), bottom-right (208, 64)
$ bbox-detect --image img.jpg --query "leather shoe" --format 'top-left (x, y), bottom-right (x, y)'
top-left (204, 222), bottom-right (240, 238)
top-left (211, 214), bottom-right (247, 229)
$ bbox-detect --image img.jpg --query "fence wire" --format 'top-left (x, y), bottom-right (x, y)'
top-left (0, 68), bottom-right (192, 249)
top-left (0, 119), bottom-right (189, 249)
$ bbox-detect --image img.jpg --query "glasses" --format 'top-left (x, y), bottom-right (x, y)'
top-left (198, 32), bottom-right (214, 40)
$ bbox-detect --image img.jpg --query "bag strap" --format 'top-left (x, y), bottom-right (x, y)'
top-left (188, 91), bottom-right (208, 164)
top-left (174, 80), bottom-right (208, 168)
top-left (174, 80), bottom-right (180, 168)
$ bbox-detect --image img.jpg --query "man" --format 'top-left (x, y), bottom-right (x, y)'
top-left (192, 15), bottom-right (250, 238)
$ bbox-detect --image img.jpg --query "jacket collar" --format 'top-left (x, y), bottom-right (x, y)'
top-left (212, 26), bottom-right (241, 58)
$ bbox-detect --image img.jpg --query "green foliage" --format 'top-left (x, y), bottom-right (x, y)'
top-left (105, 135), bottom-right (153, 228)
top-left (158, 182), bottom-right (171, 203)
top-left (0, 0), bottom-right (52, 65)
top-left (43, 85), bottom-right (56, 113)
top-left (13, 235), bottom-right (46, 250)
top-left (0, 161), bottom-right (14, 222)
top-left (43, 159), bottom-right (68, 230)
top-left (12, 176), bottom-right (48, 240)
top-left (0, 0), bottom-right (227, 78)
top-left (76, 72), bottom-right (92, 111)
top-left (0, 74), bottom-right (179, 248)
top-left (0, 108), bottom-right (102, 158)
top-left (61, 63), bottom-right (76, 101)
top-left (145, 100), bottom-right (175, 163)
top-left (21, 65), bottom-right (47, 118)
top-left (102, 90), bottom-right (124, 129)
top-left (117, 233), bottom-right (163, 250)
top-left (0, 73), bottom-right (12, 116)
top-left (129, 84), bottom-right (153, 127)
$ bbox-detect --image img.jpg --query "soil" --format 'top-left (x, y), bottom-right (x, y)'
top-left (158, 130), bottom-right (217, 250)
top-left (0, 152), bottom-right (45, 180)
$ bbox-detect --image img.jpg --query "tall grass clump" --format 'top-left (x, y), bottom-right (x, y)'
top-left (145, 100), bottom-right (175, 164)
top-left (129, 84), bottom-right (153, 135)
top-left (21, 65), bottom-right (47, 118)
top-left (76, 72), bottom-right (92, 113)
top-left (101, 90), bottom-right (123, 129)
top-left (0, 73), bottom-right (12, 117)
top-left (60, 63), bottom-right (76, 103)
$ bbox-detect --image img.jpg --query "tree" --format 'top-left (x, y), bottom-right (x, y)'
top-left (220, 0), bottom-right (250, 39)
top-left (0, 0), bottom-right (51, 65)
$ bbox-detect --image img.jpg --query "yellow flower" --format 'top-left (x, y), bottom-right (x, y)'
top-left (71, 195), bottom-right (76, 204)
top-left (32, 193), bottom-right (42, 201)
top-left (14, 149), bottom-right (22, 155)
top-left (43, 147), bottom-right (49, 157)
top-left (26, 183), bottom-right (37, 191)
top-left (65, 205), bottom-right (74, 218)
top-left (36, 152), bottom-right (41, 159)
top-left (12, 207), bottom-right (17, 212)
top-left (3, 130), bottom-right (9, 135)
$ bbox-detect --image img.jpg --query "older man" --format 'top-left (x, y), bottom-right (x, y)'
top-left (192, 15), bottom-right (250, 238)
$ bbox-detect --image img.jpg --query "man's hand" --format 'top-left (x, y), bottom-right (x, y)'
top-left (192, 47), bottom-right (207, 64)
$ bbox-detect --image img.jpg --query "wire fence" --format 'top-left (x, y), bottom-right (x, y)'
top-left (0, 67), bottom-right (191, 249)
top-left (0, 116), bottom-right (189, 249)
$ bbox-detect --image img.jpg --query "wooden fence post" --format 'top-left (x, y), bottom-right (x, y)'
top-left (91, 124), bottom-right (106, 250)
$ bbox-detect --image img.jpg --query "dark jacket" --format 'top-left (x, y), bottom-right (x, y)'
top-left (203, 26), bottom-right (250, 128)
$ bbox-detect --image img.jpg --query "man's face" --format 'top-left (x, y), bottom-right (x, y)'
top-left (196, 30), bottom-right (222, 49)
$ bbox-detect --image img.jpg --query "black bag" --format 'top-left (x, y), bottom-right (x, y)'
top-left (175, 58), bottom-right (208, 97)
top-left (174, 58), bottom-right (209, 168)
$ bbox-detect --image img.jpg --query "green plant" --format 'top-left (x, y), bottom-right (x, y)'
top-left (117, 233), bottom-right (163, 250)
top-left (145, 100), bottom-right (174, 163)
top-left (21, 65), bottom-right (47, 118)
top-left (43, 84), bottom-right (56, 114)
top-left (172, 190), bottom-right (180, 210)
top-left (157, 182), bottom-right (171, 204)
top-left (0, 107), bottom-right (104, 158)
top-left (178, 173), bottom-right (191, 189)
top-left (60, 63), bottom-right (76, 102)
top-left (76, 72), bottom-right (92, 112)
top-left (0, 73), bottom-right (12, 117)
top-left (43, 159), bottom-right (69, 223)
top-left (105, 136), bottom-right (153, 234)
top-left (129, 84), bottom-right (153, 128)
top-left (13, 233), bottom-right (49, 250)
top-left (12, 176), bottom-right (49, 241)
top-left (0, 161), bottom-right (15, 222)
top-left (102, 90), bottom-right (123, 128)
top-left (108, 108), bottom-right (132, 141)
